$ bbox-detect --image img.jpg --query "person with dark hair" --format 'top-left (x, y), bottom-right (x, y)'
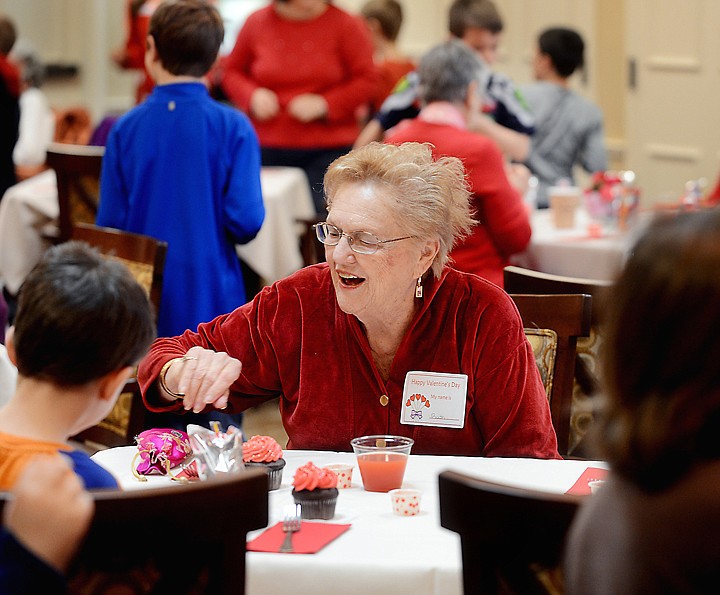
top-left (97, 0), bottom-right (264, 433)
top-left (0, 241), bottom-right (156, 490)
top-left (221, 0), bottom-right (376, 214)
top-left (360, 0), bottom-right (415, 116)
top-left (564, 209), bottom-right (720, 593)
top-left (385, 41), bottom-right (530, 287)
top-left (0, 14), bottom-right (20, 201)
top-left (354, 0), bottom-right (534, 148)
top-left (476, 26), bottom-right (607, 207)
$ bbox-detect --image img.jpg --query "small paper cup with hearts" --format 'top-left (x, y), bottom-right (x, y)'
top-left (389, 489), bottom-right (422, 516)
top-left (324, 463), bottom-right (354, 489)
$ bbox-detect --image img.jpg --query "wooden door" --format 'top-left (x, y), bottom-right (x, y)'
top-left (625, 0), bottom-right (720, 203)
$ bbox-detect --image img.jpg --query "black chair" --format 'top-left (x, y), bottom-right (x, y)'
top-left (1, 469), bottom-right (269, 595)
top-left (439, 470), bottom-right (582, 595)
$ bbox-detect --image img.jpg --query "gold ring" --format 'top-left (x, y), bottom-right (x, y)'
top-left (182, 355), bottom-right (198, 362)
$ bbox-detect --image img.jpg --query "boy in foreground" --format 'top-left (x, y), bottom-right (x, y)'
top-left (0, 241), bottom-right (155, 490)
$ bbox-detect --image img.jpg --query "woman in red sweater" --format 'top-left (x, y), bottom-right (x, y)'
top-left (386, 41), bottom-right (531, 288)
top-left (221, 0), bottom-right (376, 213)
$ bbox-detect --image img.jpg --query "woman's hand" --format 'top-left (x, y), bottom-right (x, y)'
top-left (287, 93), bottom-right (328, 122)
top-left (162, 346), bottom-right (242, 413)
top-left (250, 87), bottom-right (280, 121)
top-left (506, 162), bottom-right (531, 196)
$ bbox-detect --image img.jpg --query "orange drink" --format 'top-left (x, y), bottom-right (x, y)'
top-left (351, 435), bottom-right (414, 493)
top-left (356, 452), bottom-right (408, 492)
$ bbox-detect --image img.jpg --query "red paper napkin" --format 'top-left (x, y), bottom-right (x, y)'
top-left (565, 466), bottom-right (608, 496)
top-left (247, 521), bottom-right (351, 554)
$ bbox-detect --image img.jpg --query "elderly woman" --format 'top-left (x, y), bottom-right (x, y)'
top-left (386, 40), bottom-right (531, 288)
top-left (138, 142), bottom-right (558, 458)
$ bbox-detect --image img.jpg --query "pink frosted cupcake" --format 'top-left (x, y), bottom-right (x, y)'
top-left (292, 462), bottom-right (339, 520)
top-left (242, 435), bottom-right (286, 490)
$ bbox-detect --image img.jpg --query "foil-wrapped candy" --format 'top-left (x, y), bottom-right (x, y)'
top-left (185, 422), bottom-right (245, 480)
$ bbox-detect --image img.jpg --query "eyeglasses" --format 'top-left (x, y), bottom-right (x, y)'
top-left (313, 222), bottom-right (415, 255)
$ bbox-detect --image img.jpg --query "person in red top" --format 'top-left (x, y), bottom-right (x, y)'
top-left (111, 0), bottom-right (161, 104)
top-left (137, 141), bottom-right (559, 459)
top-left (386, 41), bottom-right (531, 287)
top-left (221, 0), bottom-right (376, 213)
top-left (360, 0), bottom-right (415, 116)
top-left (706, 171), bottom-right (720, 205)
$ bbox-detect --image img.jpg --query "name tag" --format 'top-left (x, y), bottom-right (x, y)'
top-left (400, 371), bottom-right (467, 429)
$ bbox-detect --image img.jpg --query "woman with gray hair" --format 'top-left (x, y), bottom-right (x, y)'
top-left (386, 40), bottom-right (531, 288)
top-left (138, 142), bottom-right (558, 458)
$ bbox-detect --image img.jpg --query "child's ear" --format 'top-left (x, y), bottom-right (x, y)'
top-left (5, 326), bottom-right (17, 366)
top-left (98, 366), bottom-right (134, 402)
top-left (145, 34), bottom-right (158, 63)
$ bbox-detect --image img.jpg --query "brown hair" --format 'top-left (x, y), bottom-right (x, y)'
top-left (14, 242), bottom-right (156, 386)
top-left (448, 0), bottom-right (503, 38)
top-left (0, 14), bottom-right (17, 56)
top-left (324, 142), bottom-right (475, 277)
top-left (598, 209), bottom-right (720, 491)
top-left (149, 0), bottom-right (224, 77)
top-left (361, 0), bottom-right (404, 42)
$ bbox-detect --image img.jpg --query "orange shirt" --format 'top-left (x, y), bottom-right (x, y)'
top-left (0, 432), bottom-right (68, 490)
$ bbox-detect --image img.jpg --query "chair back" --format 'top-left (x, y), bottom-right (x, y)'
top-left (505, 266), bottom-right (612, 456)
top-left (70, 223), bottom-right (167, 448)
top-left (504, 266), bottom-right (612, 326)
top-left (297, 215), bottom-right (326, 267)
top-left (46, 143), bottom-right (105, 242)
top-left (510, 293), bottom-right (592, 457)
top-left (72, 222), bottom-right (167, 316)
top-left (439, 470), bottom-right (582, 595)
top-left (0, 469), bottom-right (269, 595)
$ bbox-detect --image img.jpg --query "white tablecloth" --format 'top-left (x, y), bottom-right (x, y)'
top-left (92, 447), bottom-right (607, 595)
top-left (0, 169), bottom-right (58, 294)
top-left (237, 166), bottom-right (315, 284)
top-left (0, 166), bottom-right (314, 295)
top-left (513, 208), bottom-right (646, 281)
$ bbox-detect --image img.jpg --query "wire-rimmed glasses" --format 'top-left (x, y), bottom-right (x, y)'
top-left (313, 222), bottom-right (415, 255)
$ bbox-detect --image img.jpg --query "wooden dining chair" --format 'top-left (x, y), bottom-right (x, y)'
top-left (509, 293), bottom-right (592, 457)
top-left (439, 470), bottom-right (582, 595)
top-left (0, 468), bottom-right (269, 595)
top-left (70, 223), bottom-right (168, 449)
top-left (45, 143), bottom-right (105, 243)
top-left (505, 266), bottom-right (612, 456)
top-left (297, 215), bottom-right (326, 267)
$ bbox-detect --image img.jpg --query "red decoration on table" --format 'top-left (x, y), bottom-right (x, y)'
top-left (565, 467), bottom-right (608, 496)
top-left (248, 521), bottom-right (351, 554)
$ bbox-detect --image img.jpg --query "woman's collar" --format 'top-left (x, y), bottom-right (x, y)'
top-left (418, 102), bottom-right (467, 130)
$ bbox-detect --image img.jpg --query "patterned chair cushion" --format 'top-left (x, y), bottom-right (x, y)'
top-left (524, 328), bottom-right (558, 402)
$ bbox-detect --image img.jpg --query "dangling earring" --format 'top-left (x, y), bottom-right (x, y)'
top-left (415, 276), bottom-right (423, 299)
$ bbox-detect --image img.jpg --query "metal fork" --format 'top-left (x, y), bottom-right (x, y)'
top-left (279, 504), bottom-right (302, 553)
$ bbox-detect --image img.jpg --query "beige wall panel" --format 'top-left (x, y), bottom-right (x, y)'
top-left (626, 0), bottom-right (720, 202)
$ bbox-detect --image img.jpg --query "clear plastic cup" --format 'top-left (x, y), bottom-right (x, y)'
top-left (350, 435), bottom-right (414, 493)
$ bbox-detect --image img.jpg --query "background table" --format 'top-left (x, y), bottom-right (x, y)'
top-left (0, 166), bottom-right (314, 296)
top-left (93, 447), bottom-right (607, 595)
top-left (237, 166), bottom-right (314, 284)
top-left (513, 208), bottom-right (648, 281)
